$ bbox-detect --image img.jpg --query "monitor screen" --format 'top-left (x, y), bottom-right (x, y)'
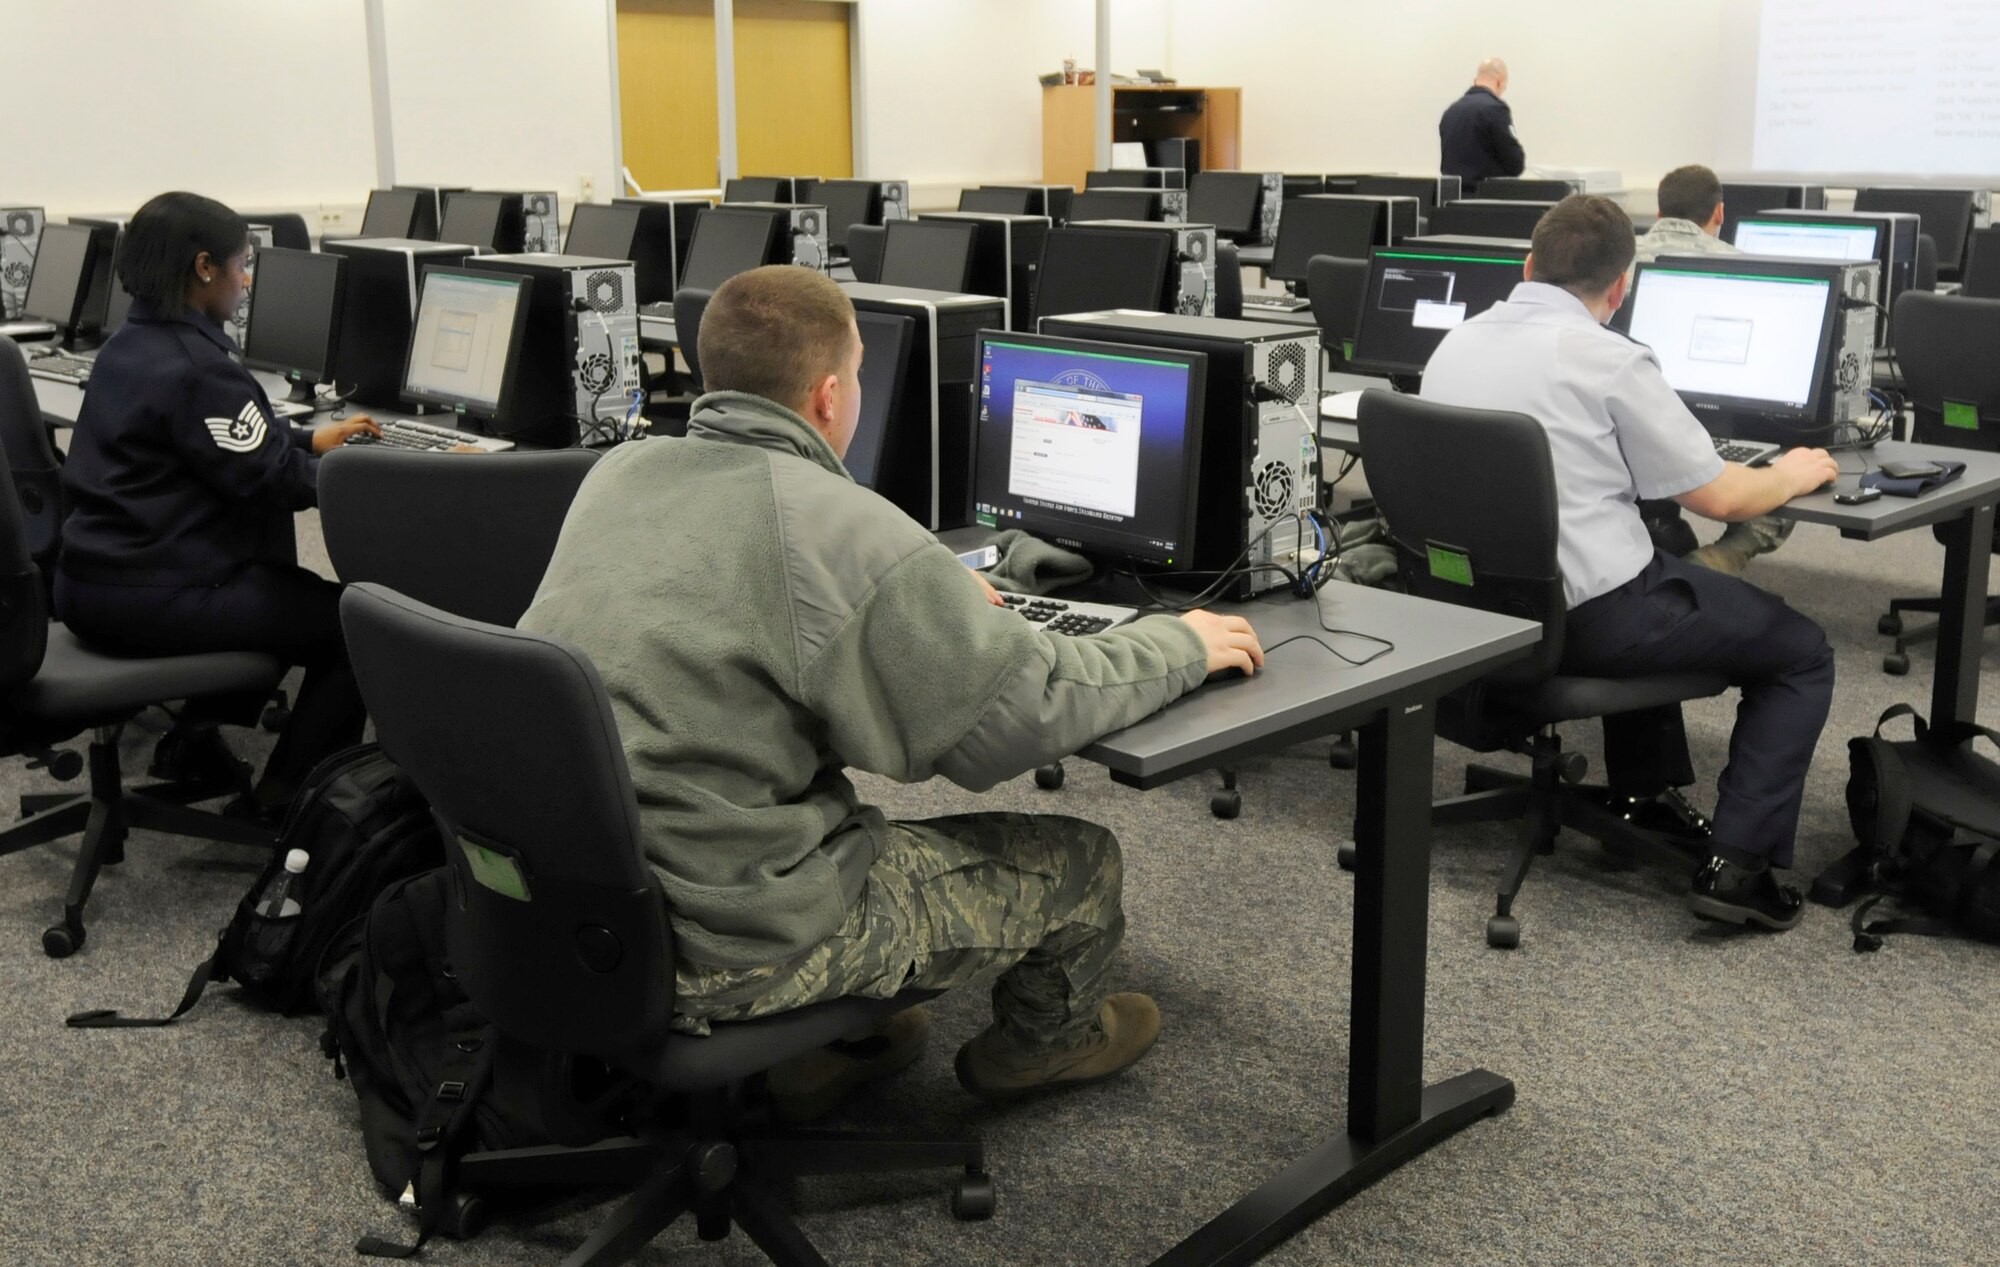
top-left (362, 188), bottom-right (423, 238)
top-left (878, 220), bottom-right (979, 293)
top-left (1068, 190), bottom-right (1161, 223)
top-left (1270, 196), bottom-right (1387, 280)
top-left (401, 268), bottom-right (530, 416)
top-left (1353, 176), bottom-right (1441, 213)
top-left (243, 247), bottom-right (345, 392)
top-left (843, 310), bottom-right (918, 490)
top-left (972, 331), bottom-right (1205, 569)
top-left (21, 222), bottom-right (94, 329)
top-left (1187, 172), bottom-right (1263, 243)
top-left (564, 203), bottom-right (640, 260)
top-left (679, 208), bottom-right (782, 292)
top-left (724, 177), bottom-right (788, 203)
top-left (1626, 265), bottom-right (1834, 415)
top-left (1732, 219), bottom-right (1879, 262)
top-left (1854, 187), bottom-right (1977, 270)
top-left (959, 187), bottom-right (1036, 216)
top-left (438, 192), bottom-right (510, 251)
top-left (1351, 243), bottom-right (1528, 374)
top-left (1034, 227), bottom-right (1175, 321)
top-left (813, 180), bottom-right (881, 251)
top-left (1283, 174), bottom-right (1328, 199)
top-left (1425, 200), bottom-right (1552, 241)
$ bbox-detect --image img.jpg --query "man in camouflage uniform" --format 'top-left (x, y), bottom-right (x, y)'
top-left (1632, 164), bottom-right (1795, 576)
top-left (521, 266), bottom-right (1263, 1112)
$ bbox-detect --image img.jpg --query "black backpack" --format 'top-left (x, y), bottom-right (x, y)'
top-left (1844, 703), bottom-right (2000, 950)
top-left (68, 744), bottom-right (443, 1028)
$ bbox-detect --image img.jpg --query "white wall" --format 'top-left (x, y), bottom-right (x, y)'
top-left (2, 0), bottom-right (377, 220)
top-left (380, 0), bottom-right (621, 210)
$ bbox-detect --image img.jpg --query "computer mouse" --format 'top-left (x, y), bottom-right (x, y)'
top-left (1207, 666), bottom-right (1251, 683)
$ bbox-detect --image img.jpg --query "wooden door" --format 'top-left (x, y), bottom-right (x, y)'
top-left (732, 0), bottom-right (852, 179)
top-left (616, 0), bottom-right (721, 192)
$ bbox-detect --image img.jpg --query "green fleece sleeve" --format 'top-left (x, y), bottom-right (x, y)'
top-left (795, 543), bottom-right (1209, 792)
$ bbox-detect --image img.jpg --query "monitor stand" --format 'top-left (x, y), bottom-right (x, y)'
top-left (283, 379), bottom-right (317, 406)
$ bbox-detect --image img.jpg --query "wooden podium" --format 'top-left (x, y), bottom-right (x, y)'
top-left (1041, 84), bottom-right (1242, 189)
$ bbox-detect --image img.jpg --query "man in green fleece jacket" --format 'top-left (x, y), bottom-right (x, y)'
top-left (520, 265), bottom-right (1263, 1108)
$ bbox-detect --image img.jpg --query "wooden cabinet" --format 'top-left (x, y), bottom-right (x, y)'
top-left (1041, 84), bottom-right (1242, 189)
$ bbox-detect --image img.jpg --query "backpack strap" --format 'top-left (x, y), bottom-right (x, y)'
top-left (355, 1022), bottom-right (494, 1258)
top-left (64, 925), bottom-right (235, 1029)
top-left (1852, 837), bottom-right (2000, 951)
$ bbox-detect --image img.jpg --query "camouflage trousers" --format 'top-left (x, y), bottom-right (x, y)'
top-left (673, 813), bottom-right (1124, 1053)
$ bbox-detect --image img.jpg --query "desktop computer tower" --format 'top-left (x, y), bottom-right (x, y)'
top-left (1068, 220), bottom-right (1218, 318)
top-left (733, 202), bottom-right (830, 271)
top-left (840, 282), bottom-right (1006, 530)
top-left (479, 254), bottom-right (642, 446)
top-left (1040, 312), bottom-right (1320, 599)
top-left (521, 192), bottom-right (562, 253)
top-left (1160, 190), bottom-right (1189, 224)
top-left (877, 181), bottom-right (911, 223)
top-left (1, 207), bottom-right (43, 320)
top-left (322, 238), bottom-right (476, 408)
top-left (1255, 172), bottom-right (1284, 246)
top-left (917, 211), bottom-right (1051, 330)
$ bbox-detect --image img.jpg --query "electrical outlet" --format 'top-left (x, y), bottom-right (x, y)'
top-left (579, 175), bottom-right (595, 203)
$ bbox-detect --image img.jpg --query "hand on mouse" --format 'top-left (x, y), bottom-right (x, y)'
top-left (1772, 446), bottom-right (1839, 498)
top-left (1180, 609), bottom-right (1264, 678)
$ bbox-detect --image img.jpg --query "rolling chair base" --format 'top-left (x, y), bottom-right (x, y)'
top-left (0, 726), bottom-right (277, 957)
top-left (1879, 593), bottom-right (2000, 675)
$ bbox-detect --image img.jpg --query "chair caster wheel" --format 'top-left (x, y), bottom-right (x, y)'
top-left (951, 1170), bottom-right (996, 1221)
top-left (445, 1193), bottom-right (488, 1240)
top-left (1336, 842), bottom-right (1357, 871)
top-left (1486, 915), bottom-right (1520, 949)
top-left (261, 703), bottom-right (291, 732)
top-left (1033, 762), bottom-right (1064, 791)
top-left (1327, 736), bottom-right (1357, 770)
top-left (42, 922), bottom-right (82, 958)
top-left (1878, 613), bottom-right (1902, 636)
top-left (1883, 652), bottom-right (1910, 676)
top-left (1210, 788), bottom-right (1241, 819)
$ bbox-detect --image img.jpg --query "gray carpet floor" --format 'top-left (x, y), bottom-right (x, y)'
top-left (2, 501), bottom-right (1997, 1267)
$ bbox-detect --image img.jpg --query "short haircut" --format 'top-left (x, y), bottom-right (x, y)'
top-left (698, 265), bottom-right (856, 410)
top-left (1657, 165), bottom-right (1725, 226)
top-left (118, 191), bottom-right (248, 319)
top-left (1529, 195), bottom-right (1636, 298)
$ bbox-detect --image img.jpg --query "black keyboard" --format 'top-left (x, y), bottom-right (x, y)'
top-left (1243, 294), bottom-right (1311, 312)
top-left (995, 591), bottom-right (1138, 636)
top-left (344, 418), bottom-right (514, 453)
top-left (1713, 437), bottom-right (1781, 466)
top-left (25, 349), bottom-right (94, 385)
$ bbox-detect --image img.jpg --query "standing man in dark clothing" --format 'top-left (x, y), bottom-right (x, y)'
top-left (1439, 58), bottom-right (1525, 193)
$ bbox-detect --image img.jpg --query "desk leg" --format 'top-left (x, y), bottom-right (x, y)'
top-left (1145, 700), bottom-right (1515, 1267)
top-left (1930, 502), bottom-right (1993, 733)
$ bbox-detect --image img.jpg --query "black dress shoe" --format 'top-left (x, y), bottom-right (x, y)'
top-left (1688, 856), bottom-right (1804, 931)
top-left (148, 724), bottom-right (251, 796)
top-left (1608, 789), bottom-right (1714, 842)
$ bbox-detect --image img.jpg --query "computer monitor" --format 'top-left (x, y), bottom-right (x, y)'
top-left (1425, 199), bottom-right (1553, 240)
top-left (959, 187), bottom-right (1037, 216)
top-left (1086, 168), bottom-right (1182, 191)
top-left (1625, 259), bottom-right (1842, 439)
top-left (842, 310), bottom-right (918, 492)
top-left (1032, 227), bottom-right (1175, 321)
top-left (1186, 171), bottom-right (1264, 245)
top-left (564, 203), bottom-right (641, 261)
top-left (971, 330), bottom-right (1206, 570)
top-left (1350, 240), bottom-right (1530, 375)
top-left (566, 202), bottom-right (682, 306)
top-left (1717, 182), bottom-right (1825, 243)
top-left (811, 180), bottom-right (884, 253)
top-left (1068, 190), bottom-right (1162, 223)
top-left (242, 247), bottom-right (346, 405)
top-left (362, 188), bottom-right (425, 239)
top-left (678, 207), bottom-right (786, 292)
top-left (400, 266), bottom-right (532, 423)
top-left (63, 218), bottom-right (126, 338)
top-left (1732, 218), bottom-right (1879, 263)
top-left (20, 222), bottom-right (100, 341)
top-left (878, 220), bottom-right (979, 293)
top-left (1478, 177), bottom-right (1579, 202)
top-left (1269, 195), bottom-right (1392, 281)
top-left (1283, 175), bottom-right (1327, 199)
top-left (724, 177), bottom-right (792, 203)
top-left (1353, 176), bottom-right (1445, 215)
top-left (1853, 187), bottom-right (1981, 277)
top-left (438, 191), bottom-right (524, 253)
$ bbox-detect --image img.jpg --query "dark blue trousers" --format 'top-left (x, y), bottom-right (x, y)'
top-left (1563, 550), bottom-right (1834, 869)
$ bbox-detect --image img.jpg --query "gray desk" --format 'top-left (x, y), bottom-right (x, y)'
top-left (1079, 585), bottom-right (1540, 1266)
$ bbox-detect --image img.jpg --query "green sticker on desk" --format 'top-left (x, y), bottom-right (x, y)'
top-left (1342, 339), bottom-right (1356, 361)
top-left (459, 837), bottom-right (532, 902)
top-left (1945, 399), bottom-right (1979, 431)
top-left (1426, 542), bottom-right (1474, 586)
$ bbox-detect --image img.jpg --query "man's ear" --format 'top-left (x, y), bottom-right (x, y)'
top-left (1707, 202), bottom-right (1726, 235)
top-left (1606, 269), bottom-right (1631, 312)
top-left (804, 371), bottom-right (839, 428)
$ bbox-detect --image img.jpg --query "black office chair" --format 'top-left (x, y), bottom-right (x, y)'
top-left (339, 583), bottom-right (991, 1266)
top-left (0, 338), bottom-right (64, 591)
top-left (1212, 240), bottom-right (1243, 320)
top-left (672, 287), bottom-right (715, 391)
top-left (1961, 227), bottom-right (2000, 300)
top-left (1915, 233), bottom-right (1939, 294)
top-left (251, 213), bottom-right (313, 252)
top-left (1877, 292), bottom-right (2000, 674)
top-left (319, 447), bottom-right (600, 627)
top-left (1306, 254), bottom-right (1368, 372)
top-left (846, 223), bottom-right (887, 284)
top-left (0, 435), bottom-right (284, 957)
top-left (1357, 391), bottom-right (1729, 947)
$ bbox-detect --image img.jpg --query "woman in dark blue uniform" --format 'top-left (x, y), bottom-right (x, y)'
top-left (56, 191), bottom-right (381, 820)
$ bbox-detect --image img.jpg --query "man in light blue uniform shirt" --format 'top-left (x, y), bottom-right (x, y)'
top-left (1421, 195), bottom-right (1839, 931)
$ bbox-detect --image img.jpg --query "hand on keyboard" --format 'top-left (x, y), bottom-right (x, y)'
top-left (313, 415), bottom-right (383, 455)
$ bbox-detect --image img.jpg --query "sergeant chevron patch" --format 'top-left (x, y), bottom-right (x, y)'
top-left (205, 400), bottom-right (268, 453)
